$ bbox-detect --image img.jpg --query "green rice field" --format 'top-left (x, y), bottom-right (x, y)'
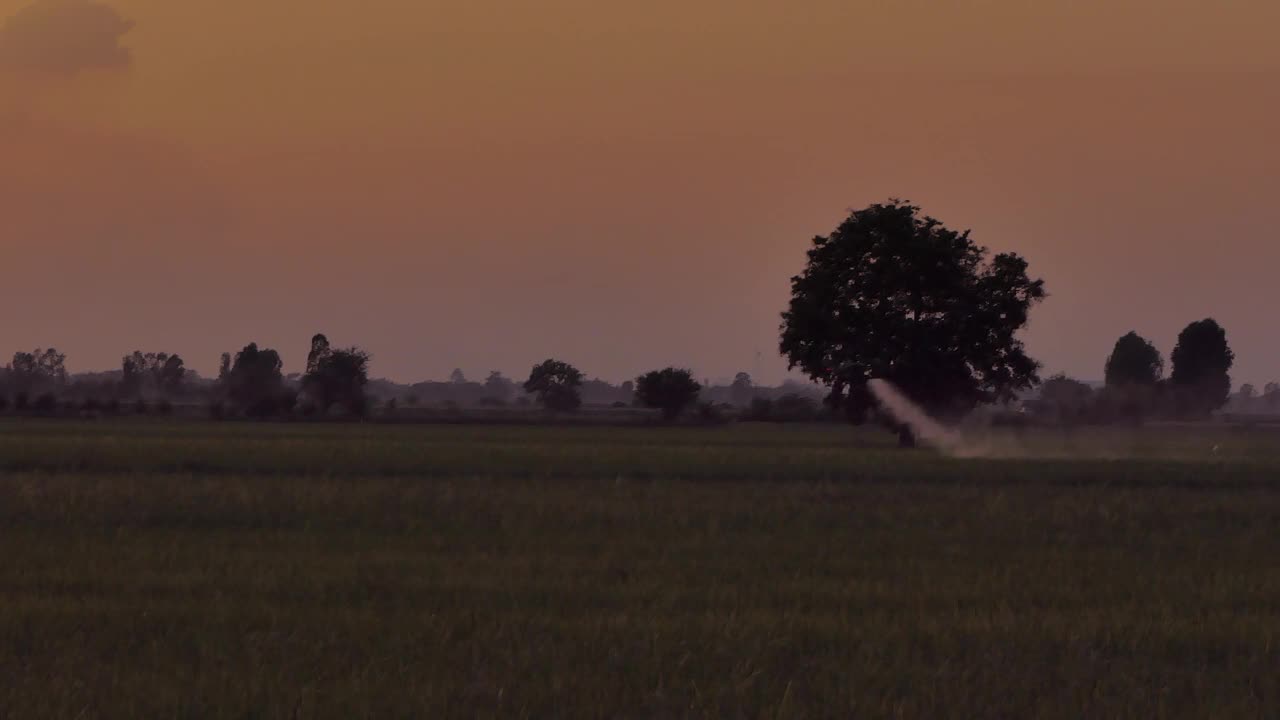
top-left (2, 419), bottom-right (1279, 717)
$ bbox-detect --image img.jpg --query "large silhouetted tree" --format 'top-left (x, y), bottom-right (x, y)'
top-left (635, 368), bottom-right (702, 420)
top-left (1170, 318), bottom-right (1233, 417)
top-left (523, 359), bottom-right (583, 412)
top-left (1104, 332), bottom-right (1163, 387)
top-left (780, 200), bottom-right (1045, 444)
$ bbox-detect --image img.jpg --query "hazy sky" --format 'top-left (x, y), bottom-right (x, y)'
top-left (2, 0), bottom-right (1278, 385)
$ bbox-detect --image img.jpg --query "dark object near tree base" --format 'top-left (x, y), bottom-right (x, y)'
top-left (898, 425), bottom-right (917, 448)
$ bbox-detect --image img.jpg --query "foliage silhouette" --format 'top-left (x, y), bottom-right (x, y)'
top-left (635, 368), bottom-right (702, 420)
top-left (1034, 374), bottom-right (1094, 426)
top-left (222, 343), bottom-right (288, 418)
top-left (1105, 332), bottom-right (1163, 387)
top-left (306, 334), bottom-right (330, 376)
top-left (303, 338), bottom-right (371, 417)
top-left (523, 359), bottom-right (583, 413)
top-left (1170, 319), bottom-right (1233, 417)
top-left (729, 372), bottom-right (754, 407)
top-left (482, 371), bottom-right (516, 405)
top-left (780, 200), bottom-right (1044, 443)
top-left (121, 351), bottom-right (186, 397)
top-left (7, 349), bottom-right (66, 393)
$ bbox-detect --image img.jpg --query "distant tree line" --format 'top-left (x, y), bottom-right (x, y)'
top-left (1229, 382), bottom-right (1280, 414)
top-left (4, 324), bottom-right (1255, 428)
top-left (773, 199), bottom-right (1272, 442)
top-left (2, 200), bottom-right (1271, 437)
top-left (0, 335), bottom-right (844, 424)
top-left (1028, 319), bottom-right (1253, 425)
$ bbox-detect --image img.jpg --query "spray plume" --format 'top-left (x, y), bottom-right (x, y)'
top-left (867, 378), bottom-right (973, 456)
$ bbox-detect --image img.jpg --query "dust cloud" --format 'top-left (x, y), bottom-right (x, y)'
top-left (866, 378), bottom-right (1227, 462)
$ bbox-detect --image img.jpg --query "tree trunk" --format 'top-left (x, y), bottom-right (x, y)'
top-left (897, 425), bottom-right (916, 448)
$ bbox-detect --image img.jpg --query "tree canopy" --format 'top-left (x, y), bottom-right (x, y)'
top-left (729, 372), bottom-right (754, 407)
top-left (482, 371), bottom-right (515, 404)
top-left (780, 200), bottom-right (1045, 428)
top-left (303, 336), bottom-right (371, 417)
top-left (6, 348), bottom-right (67, 393)
top-left (1170, 318), bottom-right (1233, 417)
top-left (223, 343), bottom-right (289, 417)
top-left (1034, 374), bottom-right (1094, 426)
top-left (121, 351), bottom-right (185, 397)
top-left (635, 368), bottom-right (702, 420)
top-left (523, 359), bottom-right (583, 412)
top-left (306, 334), bottom-right (330, 376)
top-left (1104, 332), bottom-right (1163, 387)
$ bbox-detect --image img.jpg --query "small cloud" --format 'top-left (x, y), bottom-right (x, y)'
top-left (0, 0), bottom-right (133, 74)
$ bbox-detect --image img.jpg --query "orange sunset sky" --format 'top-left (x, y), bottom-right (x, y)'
top-left (2, 0), bottom-right (1278, 385)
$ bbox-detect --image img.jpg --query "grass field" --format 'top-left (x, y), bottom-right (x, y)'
top-left (2, 419), bottom-right (1279, 717)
